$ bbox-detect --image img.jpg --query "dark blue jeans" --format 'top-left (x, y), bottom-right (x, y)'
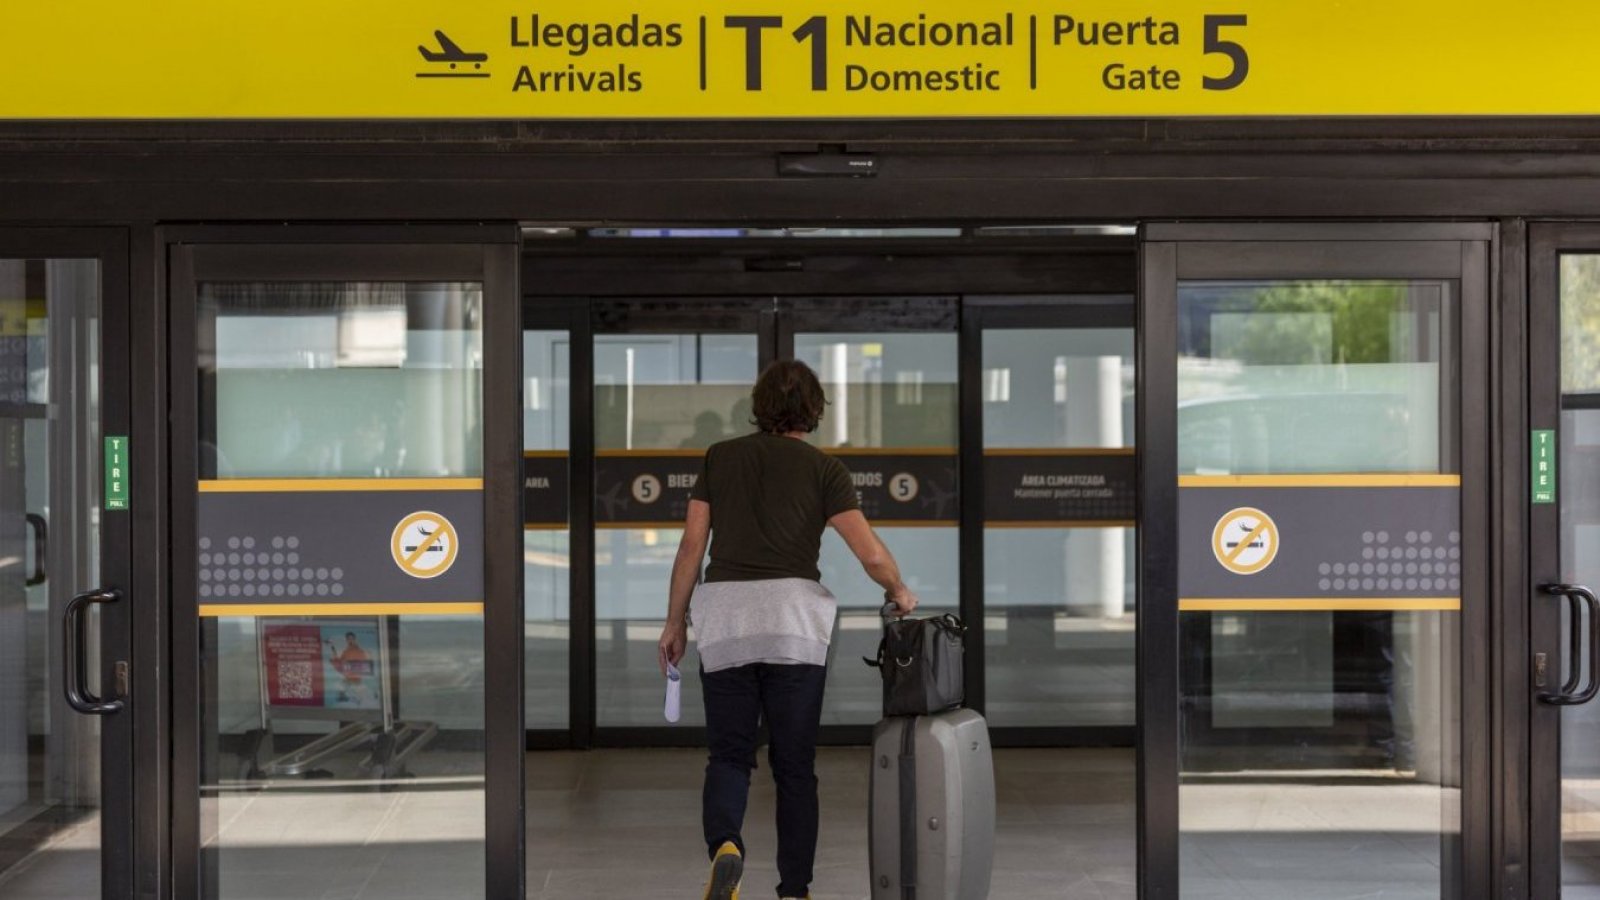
top-left (702, 662), bottom-right (828, 898)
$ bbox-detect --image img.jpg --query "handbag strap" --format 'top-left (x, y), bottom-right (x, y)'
top-left (863, 635), bottom-right (887, 669)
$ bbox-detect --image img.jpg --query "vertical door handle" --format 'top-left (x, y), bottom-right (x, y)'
top-left (25, 513), bottom-right (46, 587)
top-left (1538, 583), bottom-right (1600, 706)
top-left (63, 588), bottom-right (123, 715)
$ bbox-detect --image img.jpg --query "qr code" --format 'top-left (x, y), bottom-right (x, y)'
top-left (277, 662), bottom-right (315, 700)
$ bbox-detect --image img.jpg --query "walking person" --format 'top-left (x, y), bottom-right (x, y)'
top-left (658, 359), bottom-right (919, 900)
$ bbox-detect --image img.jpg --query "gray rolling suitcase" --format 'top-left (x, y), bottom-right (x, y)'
top-left (869, 709), bottom-right (995, 900)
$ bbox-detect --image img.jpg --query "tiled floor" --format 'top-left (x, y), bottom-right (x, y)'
top-left (0, 815), bottom-right (99, 899)
top-left (525, 747), bottom-right (1136, 900)
top-left (1, 747), bottom-right (1467, 899)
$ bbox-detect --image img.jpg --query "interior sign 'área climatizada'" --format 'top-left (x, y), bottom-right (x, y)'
top-left (4, 1), bottom-right (1600, 118)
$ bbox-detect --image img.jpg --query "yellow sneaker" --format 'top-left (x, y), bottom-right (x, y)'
top-left (703, 841), bottom-right (743, 900)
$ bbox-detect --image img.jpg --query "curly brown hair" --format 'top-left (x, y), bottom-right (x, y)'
top-left (751, 360), bottom-right (827, 434)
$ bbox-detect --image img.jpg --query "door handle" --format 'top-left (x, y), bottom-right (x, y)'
top-left (1538, 583), bottom-right (1600, 706)
top-left (25, 513), bottom-right (46, 587)
top-left (64, 588), bottom-right (123, 716)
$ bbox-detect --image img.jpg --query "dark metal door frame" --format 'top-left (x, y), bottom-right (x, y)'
top-left (0, 228), bottom-right (135, 900)
top-left (1139, 222), bottom-right (1495, 900)
top-left (165, 226), bottom-right (524, 900)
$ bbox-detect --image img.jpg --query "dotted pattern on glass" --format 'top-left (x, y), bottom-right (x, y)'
top-left (196, 535), bottom-right (347, 599)
top-left (1315, 529), bottom-right (1462, 594)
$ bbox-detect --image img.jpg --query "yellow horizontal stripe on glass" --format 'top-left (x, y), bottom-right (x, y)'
top-left (822, 447), bottom-right (957, 457)
top-left (594, 519), bottom-right (959, 529)
top-left (199, 478), bottom-right (484, 493)
top-left (523, 450), bottom-right (568, 459)
top-left (594, 447), bottom-right (960, 457)
top-left (985, 520), bottom-right (1136, 529)
top-left (1179, 598), bottom-right (1461, 612)
top-left (595, 449), bottom-right (707, 458)
top-left (1179, 474), bottom-right (1461, 488)
top-left (984, 448), bottom-right (1135, 457)
top-left (199, 602), bottom-right (484, 617)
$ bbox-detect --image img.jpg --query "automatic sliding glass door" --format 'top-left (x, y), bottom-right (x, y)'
top-left (171, 234), bottom-right (524, 900)
top-left (1142, 224), bottom-right (1492, 899)
top-left (783, 297), bottom-right (960, 729)
top-left (0, 233), bottom-right (133, 900)
top-left (591, 301), bottom-right (768, 731)
top-left (1531, 225), bottom-right (1600, 899)
top-left (970, 298), bottom-right (1137, 734)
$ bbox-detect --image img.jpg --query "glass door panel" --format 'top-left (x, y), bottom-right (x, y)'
top-left (0, 253), bottom-right (124, 900)
top-left (523, 328), bottom-right (571, 731)
top-left (792, 329), bottom-right (959, 727)
top-left (179, 238), bottom-right (521, 900)
top-left (1145, 227), bottom-right (1489, 900)
top-left (1556, 253), bottom-right (1600, 895)
top-left (979, 323), bottom-right (1136, 729)
top-left (1175, 279), bottom-right (1461, 898)
top-left (593, 328), bottom-right (760, 727)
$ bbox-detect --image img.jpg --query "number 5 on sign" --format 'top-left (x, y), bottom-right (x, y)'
top-left (889, 472), bottom-right (920, 502)
top-left (1202, 15), bottom-right (1249, 90)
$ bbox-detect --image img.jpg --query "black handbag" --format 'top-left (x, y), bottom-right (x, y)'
top-left (864, 606), bottom-right (967, 717)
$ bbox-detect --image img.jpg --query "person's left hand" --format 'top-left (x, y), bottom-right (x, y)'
top-left (658, 620), bottom-right (688, 676)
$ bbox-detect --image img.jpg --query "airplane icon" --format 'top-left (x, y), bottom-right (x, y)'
top-left (416, 30), bottom-right (490, 79)
top-left (597, 482), bottom-right (630, 520)
top-left (918, 479), bottom-right (958, 520)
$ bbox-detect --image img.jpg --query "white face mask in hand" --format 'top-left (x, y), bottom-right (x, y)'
top-left (664, 662), bottom-right (683, 723)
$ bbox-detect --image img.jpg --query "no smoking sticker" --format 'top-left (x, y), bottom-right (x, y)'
top-left (1212, 507), bottom-right (1279, 575)
top-left (391, 511), bottom-right (459, 579)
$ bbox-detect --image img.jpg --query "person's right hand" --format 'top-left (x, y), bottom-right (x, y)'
top-left (658, 620), bottom-right (688, 677)
top-left (886, 585), bottom-right (919, 617)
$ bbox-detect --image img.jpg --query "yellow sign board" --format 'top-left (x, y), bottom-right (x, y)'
top-left (2, 2), bottom-right (1596, 119)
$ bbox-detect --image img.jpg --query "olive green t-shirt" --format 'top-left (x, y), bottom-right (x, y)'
top-left (690, 431), bottom-right (860, 583)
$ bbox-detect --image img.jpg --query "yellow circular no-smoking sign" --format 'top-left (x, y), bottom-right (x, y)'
top-left (391, 511), bottom-right (459, 579)
top-left (1211, 507), bottom-right (1279, 575)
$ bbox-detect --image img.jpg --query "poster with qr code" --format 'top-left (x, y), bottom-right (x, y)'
top-left (262, 620), bottom-right (382, 713)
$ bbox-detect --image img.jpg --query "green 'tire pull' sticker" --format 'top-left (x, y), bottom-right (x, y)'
top-left (104, 436), bottom-right (129, 511)
top-left (1532, 429), bottom-right (1556, 505)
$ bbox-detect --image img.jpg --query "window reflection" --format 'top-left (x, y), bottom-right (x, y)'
top-left (795, 333), bottom-right (958, 449)
top-left (0, 260), bottom-right (104, 896)
top-left (1176, 280), bottom-right (1459, 900)
top-left (201, 283), bottom-right (483, 480)
top-left (796, 333), bottom-right (960, 726)
top-left (982, 327), bottom-right (1136, 729)
top-left (524, 330), bottom-right (571, 731)
top-left (198, 281), bottom-right (486, 900)
top-left (593, 334), bottom-right (759, 727)
top-left (1560, 256), bottom-right (1600, 893)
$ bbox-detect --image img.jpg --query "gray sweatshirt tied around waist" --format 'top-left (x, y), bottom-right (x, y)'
top-left (690, 577), bottom-right (838, 673)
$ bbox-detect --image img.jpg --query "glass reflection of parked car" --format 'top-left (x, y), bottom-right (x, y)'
top-left (1179, 391), bottom-right (1424, 475)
